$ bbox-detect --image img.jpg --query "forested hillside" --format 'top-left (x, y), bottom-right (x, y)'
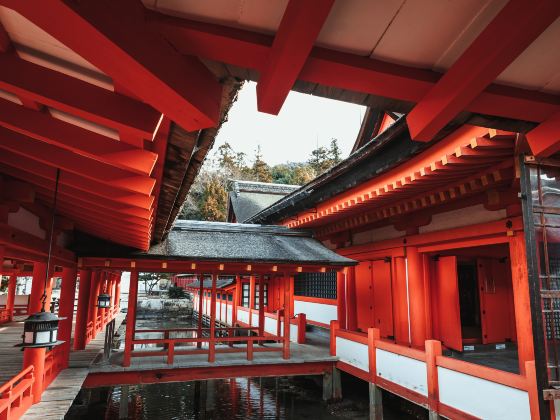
top-left (180, 139), bottom-right (342, 222)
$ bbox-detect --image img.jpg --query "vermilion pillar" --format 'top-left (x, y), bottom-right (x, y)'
top-left (208, 274), bottom-right (217, 362)
top-left (123, 271), bottom-right (139, 367)
top-left (58, 267), bottom-right (77, 367)
top-left (28, 262), bottom-right (48, 314)
top-left (74, 270), bottom-right (92, 350)
top-left (509, 233), bottom-right (535, 375)
top-left (114, 274), bottom-right (122, 311)
top-left (197, 277), bottom-right (204, 349)
top-left (336, 271), bottom-right (346, 329)
top-left (23, 347), bottom-right (46, 403)
top-left (232, 275), bottom-right (240, 326)
top-left (346, 268), bottom-right (357, 331)
top-left (283, 275), bottom-right (291, 359)
top-left (258, 276), bottom-right (265, 340)
top-left (249, 275), bottom-right (256, 327)
top-left (407, 247), bottom-right (427, 348)
top-left (89, 271), bottom-right (102, 334)
top-left (6, 274), bottom-right (17, 321)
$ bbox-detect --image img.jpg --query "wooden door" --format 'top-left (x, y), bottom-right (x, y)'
top-left (433, 256), bottom-right (463, 351)
top-left (372, 259), bottom-right (394, 338)
top-left (354, 261), bottom-right (374, 332)
top-left (478, 258), bottom-right (515, 343)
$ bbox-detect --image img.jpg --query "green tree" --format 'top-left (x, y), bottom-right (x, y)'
top-left (200, 173), bottom-right (228, 221)
top-left (252, 146), bottom-right (272, 182)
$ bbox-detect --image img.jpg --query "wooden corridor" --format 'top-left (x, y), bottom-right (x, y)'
top-left (0, 313), bottom-right (125, 420)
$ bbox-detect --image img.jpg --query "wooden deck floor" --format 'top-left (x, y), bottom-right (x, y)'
top-left (0, 312), bottom-right (126, 420)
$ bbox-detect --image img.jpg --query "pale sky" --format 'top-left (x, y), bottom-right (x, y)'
top-left (212, 82), bottom-right (365, 166)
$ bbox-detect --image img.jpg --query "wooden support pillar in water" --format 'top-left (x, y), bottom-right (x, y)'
top-left (322, 367), bottom-right (342, 401)
top-left (119, 385), bottom-right (129, 420)
top-left (369, 382), bottom-right (383, 420)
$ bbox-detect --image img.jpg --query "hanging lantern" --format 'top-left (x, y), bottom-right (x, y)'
top-left (19, 168), bottom-right (64, 349)
top-left (97, 293), bottom-right (111, 308)
top-left (21, 311), bottom-right (65, 348)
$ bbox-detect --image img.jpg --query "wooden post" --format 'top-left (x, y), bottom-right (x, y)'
top-left (74, 270), bottom-right (92, 350)
top-left (297, 313), bottom-right (306, 344)
top-left (330, 320), bottom-right (339, 356)
top-left (232, 275), bottom-right (240, 327)
top-left (249, 275), bottom-right (256, 329)
top-left (23, 347), bottom-right (46, 404)
top-left (336, 271), bottom-right (347, 329)
top-left (346, 267), bottom-right (357, 330)
top-left (208, 273), bottom-right (217, 362)
top-left (114, 274), bottom-right (121, 311)
top-left (197, 276), bottom-right (204, 349)
top-left (407, 247), bottom-right (427, 347)
top-left (526, 360), bottom-right (541, 420)
top-left (369, 382), bottom-right (383, 420)
top-left (368, 328), bottom-right (380, 382)
top-left (283, 275), bottom-right (291, 359)
top-left (258, 276), bottom-right (265, 343)
top-left (425, 339), bottom-right (442, 419)
top-left (276, 309), bottom-right (283, 338)
top-left (123, 270), bottom-right (139, 367)
top-left (88, 271), bottom-right (101, 336)
top-left (58, 267), bottom-right (77, 367)
top-left (6, 274), bottom-right (17, 321)
top-left (28, 262), bottom-right (48, 314)
top-left (509, 233), bottom-right (535, 374)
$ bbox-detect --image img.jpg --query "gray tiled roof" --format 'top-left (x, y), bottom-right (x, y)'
top-left (185, 277), bottom-right (235, 290)
top-left (143, 220), bottom-right (355, 266)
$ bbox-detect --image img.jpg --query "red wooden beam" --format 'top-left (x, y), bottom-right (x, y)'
top-left (0, 98), bottom-right (158, 176)
top-left (0, 127), bottom-right (156, 195)
top-left (407, 0), bottom-right (560, 141)
top-left (2, 0), bottom-right (222, 131)
top-left (0, 21), bottom-right (10, 53)
top-left (0, 54), bottom-right (162, 139)
top-left (0, 151), bottom-right (154, 209)
top-left (256, 0), bottom-right (334, 114)
top-left (148, 11), bottom-right (560, 125)
top-left (526, 110), bottom-right (560, 157)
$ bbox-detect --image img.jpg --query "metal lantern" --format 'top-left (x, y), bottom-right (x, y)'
top-left (21, 311), bottom-right (65, 348)
top-left (97, 293), bottom-right (111, 308)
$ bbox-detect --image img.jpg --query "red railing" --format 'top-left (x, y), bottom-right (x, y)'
top-left (0, 366), bottom-right (34, 420)
top-left (131, 327), bottom-right (284, 364)
top-left (43, 347), bottom-right (64, 389)
top-left (0, 309), bottom-right (9, 324)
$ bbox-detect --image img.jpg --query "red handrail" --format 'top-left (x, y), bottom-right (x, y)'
top-left (0, 366), bottom-right (35, 420)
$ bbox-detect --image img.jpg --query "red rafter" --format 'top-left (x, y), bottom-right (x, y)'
top-left (0, 54), bottom-right (162, 139)
top-left (526, 110), bottom-right (560, 157)
top-left (407, 0), bottom-right (560, 141)
top-left (2, 0), bottom-right (223, 131)
top-left (256, 0), bottom-right (334, 114)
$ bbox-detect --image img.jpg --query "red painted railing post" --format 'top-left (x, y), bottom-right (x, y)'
top-left (425, 339), bottom-right (442, 417)
top-left (74, 270), bottom-right (92, 350)
top-left (276, 309), bottom-right (283, 338)
top-left (23, 348), bottom-right (46, 404)
top-left (368, 328), bottom-right (380, 382)
top-left (526, 360), bottom-right (541, 420)
top-left (297, 313), bottom-right (306, 344)
top-left (330, 320), bottom-right (340, 356)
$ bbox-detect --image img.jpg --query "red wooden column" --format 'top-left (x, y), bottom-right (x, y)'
top-left (509, 233), bottom-right (535, 374)
top-left (74, 269), bottom-right (92, 350)
top-left (249, 275), bottom-right (256, 328)
top-left (336, 271), bottom-right (346, 329)
top-left (232, 275), bottom-right (240, 327)
top-left (23, 346), bottom-right (46, 403)
top-left (407, 247), bottom-right (427, 348)
top-left (114, 274), bottom-right (122, 311)
top-left (88, 271), bottom-right (100, 335)
top-left (197, 276), bottom-right (204, 349)
top-left (283, 275), bottom-right (292, 359)
top-left (208, 273), bottom-right (217, 362)
top-left (6, 274), bottom-right (17, 321)
top-left (346, 267), bottom-right (358, 330)
top-left (58, 267), bottom-right (77, 367)
top-left (28, 262), bottom-right (48, 314)
top-left (123, 270), bottom-right (139, 367)
top-left (258, 276), bottom-right (265, 342)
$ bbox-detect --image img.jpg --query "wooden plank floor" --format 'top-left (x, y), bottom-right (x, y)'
top-left (0, 312), bottom-right (126, 420)
top-left (21, 312), bottom-right (126, 420)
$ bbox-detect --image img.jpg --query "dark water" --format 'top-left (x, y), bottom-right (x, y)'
top-left (67, 314), bottom-right (423, 419)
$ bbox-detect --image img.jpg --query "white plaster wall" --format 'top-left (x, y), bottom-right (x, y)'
top-left (237, 309), bottom-right (249, 324)
top-left (336, 336), bottom-right (369, 372)
top-left (376, 349), bottom-right (427, 396)
top-left (8, 207), bottom-right (46, 239)
top-left (294, 299), bottom-right (337, 325)
top-left (226, 306), bottom-right (232, 324)
top-left (438, 367), bottom-right (531, 420)
top-left (420, 204), bottom-right (506, 234)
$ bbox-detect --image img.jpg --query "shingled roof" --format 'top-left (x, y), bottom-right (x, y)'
top-left (227, 180), bottom-right (300, 223)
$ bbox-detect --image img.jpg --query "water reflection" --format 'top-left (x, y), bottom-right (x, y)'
top-left (80, 376), bottom-right (372, 420)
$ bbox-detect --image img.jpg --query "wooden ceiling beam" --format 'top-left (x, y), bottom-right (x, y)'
top-left (0, 98), bottom-right (158, 176)
top-left (0, 127), bottom-right (156, 196)
top-left (148, 10), bottom-right (560, 126)
top-left (1, 0), bottom-right (222, 131)
top-left (256, 0), bottom-right (334, 114)
top-left (526, 110), bottom-right (560, 157)
top-left (406, 0), bottom-right (560, 141)
top-left (0, 54), bottom-right (162, 139)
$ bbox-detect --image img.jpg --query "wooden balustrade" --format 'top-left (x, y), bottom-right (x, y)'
top-left (0, 309), bottom-right (9, 324)
top-left (130, 327), bottom-right (285, 364)
top-left (0, 366), bottom-right (34, 420)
